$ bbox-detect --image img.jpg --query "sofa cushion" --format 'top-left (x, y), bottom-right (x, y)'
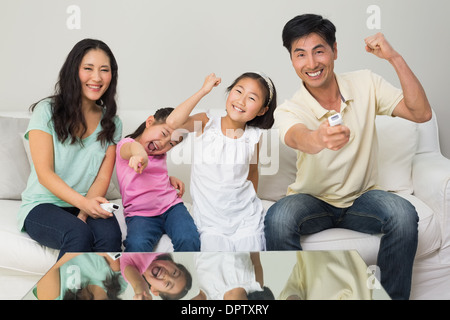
top-left (0, 200), bottom-right (58, 275)
top-left (258, 130), bottom-right (297, 202)
top-left (375, 115), bottom-right (418, 194)
top-left (0, 117), bottom-right (31, 200)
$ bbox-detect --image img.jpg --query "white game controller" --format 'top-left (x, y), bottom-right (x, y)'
top-left (100, 202), bottom-right (120, 213)
top-left (328, 113), bottom-right (343, 126)
top-left (107, 252), bottom-right (122, 260)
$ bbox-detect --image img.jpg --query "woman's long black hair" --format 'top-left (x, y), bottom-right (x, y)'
top-left (63, 273), bottom-right (123, 300)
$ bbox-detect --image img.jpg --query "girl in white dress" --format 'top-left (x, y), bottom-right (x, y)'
top-left (166, 72), bottom-right (277, 251)
top-left (192, 252), bottom-right (274, 300)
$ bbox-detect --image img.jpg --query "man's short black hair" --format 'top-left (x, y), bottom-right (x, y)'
top-left (282, 14), bottom-right (337, 54)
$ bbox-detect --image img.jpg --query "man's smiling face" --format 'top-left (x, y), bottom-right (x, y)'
top-left (290, 32), bottom-right (338, 91)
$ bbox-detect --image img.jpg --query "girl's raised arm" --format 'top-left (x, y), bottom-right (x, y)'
top-left (166, 73), bottom-right (221, 133)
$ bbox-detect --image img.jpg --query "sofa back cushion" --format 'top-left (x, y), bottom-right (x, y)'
top-left (375, 115), bottom-right (418, 194)
top-left (0, 116), bottom-right (31, 200)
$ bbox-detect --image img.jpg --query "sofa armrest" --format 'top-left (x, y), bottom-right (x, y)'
top-left (412, 152), bottom-right (450, 249)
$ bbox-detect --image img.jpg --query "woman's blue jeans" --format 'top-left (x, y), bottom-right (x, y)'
top-left (124, 203), bottom-right (200, 252)
top-left (264, 190), bottom-right (419, 300)
top-left (24, 204), bottom-right (122, 260)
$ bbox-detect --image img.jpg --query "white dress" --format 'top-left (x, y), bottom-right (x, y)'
top-left (194, 252), bottom-right (263, 300)
top-left (190, 114), bottom-right (266, 251)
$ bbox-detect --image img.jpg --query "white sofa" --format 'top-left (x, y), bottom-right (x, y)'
top-left (1, 108), bottom-right (449, 300)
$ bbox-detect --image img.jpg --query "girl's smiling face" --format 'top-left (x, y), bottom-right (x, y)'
top-left (225, 77), bottom-right (268, 124)
top-left (143, 258), bottom-right (187, 297)
top-left (136, 116), bottom-right (182, 156)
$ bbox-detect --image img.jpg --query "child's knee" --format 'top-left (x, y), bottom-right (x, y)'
top-left (124, 235), bottom-right (155, 252)
top-left (172, 232), bottom-right (200, 251)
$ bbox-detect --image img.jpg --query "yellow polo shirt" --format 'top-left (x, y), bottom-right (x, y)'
top-left (274, 69), bottom-right (403, 207)
top-left (278, 251), bottom-right (373, 300)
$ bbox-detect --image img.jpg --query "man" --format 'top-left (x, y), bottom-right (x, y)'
top-left (264, 14), bottom-right (431, 299)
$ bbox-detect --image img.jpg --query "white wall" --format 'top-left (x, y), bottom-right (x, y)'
top-left (1, 0), bottom-right (449, 157)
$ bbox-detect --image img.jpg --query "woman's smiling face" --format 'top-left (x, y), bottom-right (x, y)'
top-left (78, 49), bottom-right (112, 105)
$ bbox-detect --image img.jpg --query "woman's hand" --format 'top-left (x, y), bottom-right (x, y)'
top-left (79, 197), bottom-right (113, 220)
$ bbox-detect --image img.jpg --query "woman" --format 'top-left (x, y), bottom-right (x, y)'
top-left (18, 39), bottom-right (123, 260)
top-left (34, 253), bottom-right (127, 300)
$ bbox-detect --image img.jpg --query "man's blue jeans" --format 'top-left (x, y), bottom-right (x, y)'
top-left (24, 204), bottom-right (122, 260)
top-left (124, 203), bottom-right (200, 252)
top-left (264, 190), bottom-right (419, 300)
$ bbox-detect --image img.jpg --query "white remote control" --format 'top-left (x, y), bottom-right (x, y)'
top-left (328, 113), bottom-right (343, 126)
top-left (100, 202), bottom-right (120, 213)
top-left (107, 252), bottom-right (122, 260)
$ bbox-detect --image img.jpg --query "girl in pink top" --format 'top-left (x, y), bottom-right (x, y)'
top-left (120, 252), bottom-right (192, 300)
top-left (115, 108), bottom-right (200, 252)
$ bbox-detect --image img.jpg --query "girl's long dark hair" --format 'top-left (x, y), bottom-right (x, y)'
top-left (125, 107), bottom-right (174, 139)
top-left (30, 38), bottom-right (119, 146)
